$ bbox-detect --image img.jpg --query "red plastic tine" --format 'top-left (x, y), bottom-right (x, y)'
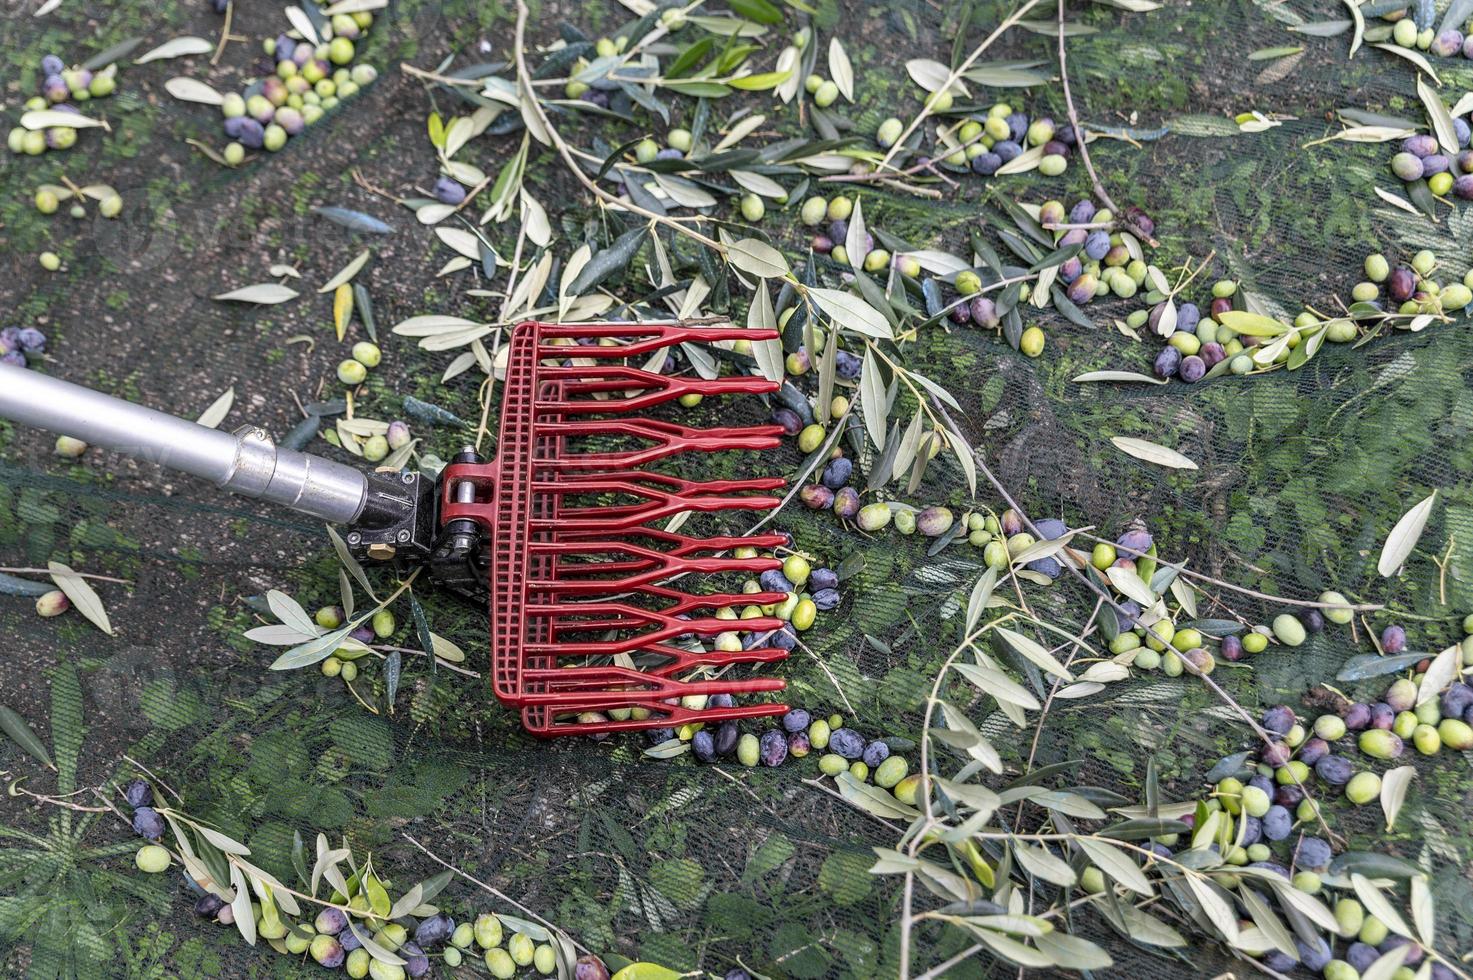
top-left (536, 322), bottom-right (777, 357)
top-left (540, 417), bottom-right (784, 470)
top-left (538, 365), bottom-right (776, 414)
top-left (530, 542), bottom-right (783, 594)
top-left (534, 472), bottom-right (783, 531)
top-left (514, 668), bottom-right (787, 707)
top-left (438, 320), bottom-right (794, 734)
top-left (521, 701), bottom-right (788, 737)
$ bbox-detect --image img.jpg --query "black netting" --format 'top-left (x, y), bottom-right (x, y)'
top-left (4, 0), bottom-right (1473, 978)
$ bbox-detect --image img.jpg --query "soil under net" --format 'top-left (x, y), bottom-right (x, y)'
top-left (3, 0), bottom-right (1473, 979)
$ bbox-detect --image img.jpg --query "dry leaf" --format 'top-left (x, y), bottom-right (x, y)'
top-left (1378, 490), bottom-right (1436, 576)
top-left (213, 283), bottom-right (299, 304)
top-left (47, 561), bottom-right (114, 635)
top-left (196, 387), bottom-right (235, 428)
top-left (1110, 436), bottom-right (1199, 470)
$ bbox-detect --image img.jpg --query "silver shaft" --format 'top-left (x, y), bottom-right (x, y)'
top-left (0, 364), bottom-right (367, 523)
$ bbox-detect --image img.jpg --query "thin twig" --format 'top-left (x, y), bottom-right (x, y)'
top-left (1, 567), bottom-right (133, 584)
top-left (511, 0), bottom-right (726, 253)
top-left (1069, 531), bottom-right (1383, 612)
top-left (1055, 0), bottom-right (1158, 247)
top-left (874, 0), bottom-right (1045, 175)
top-left (402, 834), bottom-right (591, 954)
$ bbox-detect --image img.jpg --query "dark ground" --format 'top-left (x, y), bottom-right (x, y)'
top-left (2, 0), bottom-right (1473, 977)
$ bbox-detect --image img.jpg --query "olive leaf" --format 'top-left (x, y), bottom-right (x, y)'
top-left (162, 77), bottom-right (224, 106)
top-left (47, 561), bottom-right (113, 635)
top-left (727, 239), bottom-right (789, 279)
top-left (828, 38), bottom-right (854, 102)
top-left (1377, 490), bottom-right (1436, 576)
top-left (0, 705), bottom-right (54, 769)
top-left (135, 36), bottom-right (213, 63)
top-left (195, 387), bottom-right (234, 429)
top-left (1417, 75), bottom-right (1459, 154)
top-left (214, 284), bottom-right (300, 305)
top-left (313, 207), bottom-right (394, 234)
top-left (1109, 436), bottom-right (1198, 471)
top-left (320, 249), bottom-right (372, 293)
top-left (809, 287), bottom-right (893, 340)
top-left (1073, 371), bottom-right (1167, 385)
top-left (1414, 644), bottom-right (1460, 706)
top-left (1351, 874), bottom-right (1414, 939)
top-left (1379, 766), bottom-right (1415, 832)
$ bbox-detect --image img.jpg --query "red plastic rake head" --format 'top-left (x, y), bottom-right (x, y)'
top-left (439, 321), bottom-right (792, 737)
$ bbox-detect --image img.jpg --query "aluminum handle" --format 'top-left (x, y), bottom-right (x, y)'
top-left (0, 364), bottom-right (368, 523)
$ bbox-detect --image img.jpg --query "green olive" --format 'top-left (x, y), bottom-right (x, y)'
top-left (818, 753), bottom-right (847, 776)
top-left (739, 193), bottom-right (765, 221)
top-left (1345, 771), bottom-right (1381, 804)
top-left (1019, 326), bottom-right (1045, 357)
top-left (351, 341), bottom-right (381, 367)
top-left (135, 845), bottom-right (171, 873)
top-left (337, 359), bottom-right (367, 385)
top-left (737, 733), bottom-right (760, 766)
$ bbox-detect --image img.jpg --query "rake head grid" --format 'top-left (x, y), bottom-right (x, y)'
top-left (438, 321), bottom-right (794, 737)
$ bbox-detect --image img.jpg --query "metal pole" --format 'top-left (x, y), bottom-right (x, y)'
top-left (0, 364), bottom-right (368, 523)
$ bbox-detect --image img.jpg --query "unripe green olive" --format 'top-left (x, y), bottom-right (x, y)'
top-left (739, 193), bottom-right (765, 221)
top-left (800, 195), bottom-right (828, 225)
top-left (737, 733), bottom-right (760, 766)
top-left (1019, 326), bottom-right (1045, 357)
top-left (1345, 771), bottom-right (1381, 804)
top-left (667, 128), bottom-right (693, 153)
top-left (362, 434), bottom-right (389, 461)
top-left (135, 844), bottom-right (171, 873)
top-left (797, 423), bottom-right (826, 453)
top-left (352, 341), bottom-right (381, 367)
top-left (876, 117), bottom-right (904, 147)
top-left (337, 359), bottom-right (367, 385)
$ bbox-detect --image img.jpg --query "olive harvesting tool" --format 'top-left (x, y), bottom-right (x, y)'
top-left (0, 320), bottom-right (794, 737)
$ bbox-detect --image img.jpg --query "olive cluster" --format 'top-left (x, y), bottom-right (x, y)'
top-left (0, 326), bottom-right (47, 370)
top-left (1388, 7), bottom-right (1473, 60)
top-left (5, 54), bottom-right (117, 158)
top-left (313, 606), bottom-right (397, 684)
top-left (217, 10), bottom-right (379, 166)
top-left (646, 702), bottom-right (920, 803)
top-left (123, 774), bottom-right (606, 978)
top-left (876, 102), bottom-right (1080, 179)
top-left (1388, 132), bottom-right (1473, 199)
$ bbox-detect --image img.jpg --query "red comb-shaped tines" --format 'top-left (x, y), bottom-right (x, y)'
top-left (438, 320), bottom-right (794, 736)
top-left (536, 365), bottom-right (777, 414)
top-left (520, 700), bottom-right (789, 738)
top-left (539, 418), bottom-right (785, 470)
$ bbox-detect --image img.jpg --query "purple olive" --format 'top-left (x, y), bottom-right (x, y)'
top-left (1433, 29), bottom-right (1465, 57)
top-left (1422, 154), bottom-right (1451, 177)
top-left (1220, 635), bottom-right (1243, 661)
top-left (1343, 702), bottom-right (1372, 730)
top-left (811, 234), bottom-right (833, 254)
top-left (433, 176), bottom-right (467, 205)
top-left (1456, 174), bottom-right (1473, 199)
top-left (1298, 737), bottom-right (1329, 765)
top-left (1154, 346), bottom-right (1182, 379)
top-left (1387, 270), bottom-right (1417, 303)
top-left (971, 152), bottom-right (1001, 175)
top-left (969, 297), bottom-right (999, 327)
top-left (1381, 624), bottom-right (1407, 653)
top-left (800, 484), bottom-right (835, 510)
top-left (1125, 207), bottom-right (1155, 237)
top-left (772, 408), bottom-right (802, 435)
top-left (1403, 134), bottom-right (1438, 158)
top-left (1178, 355), bottom-right (1206, 383)
top-left (832, 487), bottom-right (860, 519)
top-left (1066, 274), bottom-right (1097, 306)
top-left (1057, 257), bottom-right (1082, 284)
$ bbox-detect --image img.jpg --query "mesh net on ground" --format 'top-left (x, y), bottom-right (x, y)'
top-left (2, 0), bottom-right (1473, 978)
